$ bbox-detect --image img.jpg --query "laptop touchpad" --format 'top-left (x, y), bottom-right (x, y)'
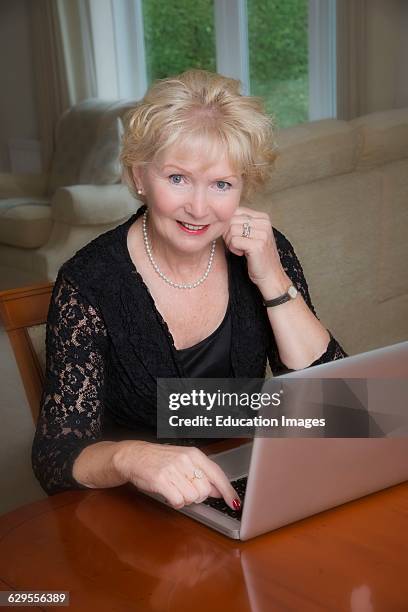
top-left (209, 443), bottom-right (253, 480)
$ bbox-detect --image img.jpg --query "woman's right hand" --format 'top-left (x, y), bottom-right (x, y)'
top-left (113, 441), bottom-right (241, 511)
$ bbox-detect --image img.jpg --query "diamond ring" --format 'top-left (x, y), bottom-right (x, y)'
top-left (242, 221), bottom-right (251, 238)
top-left (191, 468), bottom-right (204, 480)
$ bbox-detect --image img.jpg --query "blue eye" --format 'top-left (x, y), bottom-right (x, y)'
top-left (169, 174), bottom-right (183, 184)
top-left (215, 181), bottom-right (231, 191)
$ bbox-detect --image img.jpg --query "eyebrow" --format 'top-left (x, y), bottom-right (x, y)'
top-left (161, 164), bottom-right (239, 180)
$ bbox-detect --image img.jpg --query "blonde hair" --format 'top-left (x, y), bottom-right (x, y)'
top-left (121, 69), bottom-right (277, 199)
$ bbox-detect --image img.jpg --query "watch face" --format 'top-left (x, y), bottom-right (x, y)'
top-left (288, 285), bottom-right (298, 299)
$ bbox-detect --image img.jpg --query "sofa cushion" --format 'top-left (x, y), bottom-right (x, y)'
top-left (352, 108), bottom-right (408, 170)
top-left (252, 169), bottom-right (384, 356)
top-left (377, 159), bottom-right (408, 302)
top-left (264, 119), bottom-right (357, 194)
top-left (0, 198), bottom-right (52, 248)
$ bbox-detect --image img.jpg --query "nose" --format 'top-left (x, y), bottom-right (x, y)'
top-left (184, 186), bottom-right (209, 220)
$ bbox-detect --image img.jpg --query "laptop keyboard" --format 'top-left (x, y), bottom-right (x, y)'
top-left (202, 476), bottom-right (248, 520)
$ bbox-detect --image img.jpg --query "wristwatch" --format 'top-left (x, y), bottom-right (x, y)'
top-left (263, 284), bottom-right (298, 308)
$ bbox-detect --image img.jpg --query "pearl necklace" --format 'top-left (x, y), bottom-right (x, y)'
top-left (142, 210), bottom-right (216, 289)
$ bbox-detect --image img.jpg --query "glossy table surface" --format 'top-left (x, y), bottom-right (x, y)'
top-left (0, 478), bottom-right (407, 611)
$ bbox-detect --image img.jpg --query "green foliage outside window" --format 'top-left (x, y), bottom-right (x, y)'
top-left (143, 0), bottom-right (216, 79)
top-left (248, 0), bottom-right (308, 127)
top-left (142, 0), bottom-right (308, 128)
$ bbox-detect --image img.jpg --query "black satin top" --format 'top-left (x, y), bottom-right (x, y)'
top-left (176, 301), bottom-right (233, 377)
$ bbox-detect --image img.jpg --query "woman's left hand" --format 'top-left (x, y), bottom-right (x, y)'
top-left (222, 206), bottom-right (289, 296)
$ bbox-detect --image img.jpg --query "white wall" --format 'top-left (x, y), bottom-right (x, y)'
top-left (0, 0), bottom-right (39, 173)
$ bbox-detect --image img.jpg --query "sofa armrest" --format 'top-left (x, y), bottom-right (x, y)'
top-left (0, 173), bottom-right (48, 198)
top-left (52, 184), bottom-right (141, 225)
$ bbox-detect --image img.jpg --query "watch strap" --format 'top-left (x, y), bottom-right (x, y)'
top-left (263, 285), bottom-right (298, 308)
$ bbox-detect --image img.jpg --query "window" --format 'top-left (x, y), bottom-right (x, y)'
top-left (142, 0), bottom-right (216, 82)
top-left (91, 0), bottom-right (336, 128)
top-left (248, 0), bottom-right (309, 128)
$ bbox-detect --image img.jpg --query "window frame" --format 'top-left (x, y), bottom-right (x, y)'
top-left (215, 0), bottom-right (337, 121)
top-left (308, 0), bottom-right (337, 120)
top-left (214, 0), bottom-right (250, 94)
top-left (89, 0), bottom-right (337, 124)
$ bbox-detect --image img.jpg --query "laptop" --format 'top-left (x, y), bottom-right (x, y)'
top-left (151, 341), bottom-right (408, 540)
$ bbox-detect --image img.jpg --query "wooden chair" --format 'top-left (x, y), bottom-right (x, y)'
top-left (0, 281), bottom-right (156, 442)
top-left (0, 282), bottom-right (53, 423)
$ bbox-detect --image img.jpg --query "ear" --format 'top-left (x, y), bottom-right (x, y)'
top-left (131, 165), bottom-right (144, 194)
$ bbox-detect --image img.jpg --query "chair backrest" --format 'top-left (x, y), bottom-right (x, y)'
top-left (48, 98), bottom-right (136, 196)
top-left (0, 282), bottom-right (53, 423)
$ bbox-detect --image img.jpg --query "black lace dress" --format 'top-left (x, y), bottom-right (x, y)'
top-left (32, 206), bottom-right (347, 494)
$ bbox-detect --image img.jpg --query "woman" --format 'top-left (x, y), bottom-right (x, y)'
top-left (32, 70), bottom-right (347, 511)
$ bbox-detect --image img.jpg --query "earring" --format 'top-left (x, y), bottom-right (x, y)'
top-left (137, 188), bottom-right (143, 195)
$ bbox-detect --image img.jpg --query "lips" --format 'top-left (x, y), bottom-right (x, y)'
top-left (176, 220), bottom-right (210, 234)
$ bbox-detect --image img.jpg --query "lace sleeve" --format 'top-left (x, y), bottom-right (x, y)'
top-left (32, 272), bottom-right (108, 495)
top-left (268, 229), bottom-right (348, 374)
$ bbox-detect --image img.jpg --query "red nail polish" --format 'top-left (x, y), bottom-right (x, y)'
top-left (232, 498), bottom-right (241, 511)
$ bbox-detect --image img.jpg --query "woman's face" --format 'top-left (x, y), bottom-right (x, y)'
top-left (132, 142), bottom-right (244, 254)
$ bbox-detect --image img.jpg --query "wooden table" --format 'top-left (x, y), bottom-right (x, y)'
top-left (0, 480), bottom-right (407, 611)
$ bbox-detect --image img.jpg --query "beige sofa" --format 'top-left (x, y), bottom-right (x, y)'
top-left (252, 107), bottom-right (408, 356)
top-left (1, 106), bottom-right (407, 357)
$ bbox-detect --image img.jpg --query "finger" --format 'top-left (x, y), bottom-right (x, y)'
top-left (222, 229), bottom-right (245, 256)
top-left (160, 472), bottom-right (210, 508)
top-left (233, 206), bottom-right (270, 221)
top-left (228, 224), bottom-right (270, 242)
top-left (172, 452), bottom-right (214, 504)
top-left (175, 453), bottom-right (221, 502)
top-left (182, 448), bottom-right (240, 507)
top-left (157, 478), bottom-right (186, 509)
top-left (194, 478), bottom-right (214, 504)
top-left (178, 472), bottom-right (213, 505)
top-left (225, 216), bottom-right (272, 241)
top-left (190, 476), bottom-right (213, 504)
top-left (229, 235), bottom-right (265, 254)
top-left (208, 483), bottom-right (222, 498)
top-left (224, 243), bottom-right (245, 257)
top-left (193, 455), bottom-right (241, 510)
top-left (189, 469), bottom-right (213, 502)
